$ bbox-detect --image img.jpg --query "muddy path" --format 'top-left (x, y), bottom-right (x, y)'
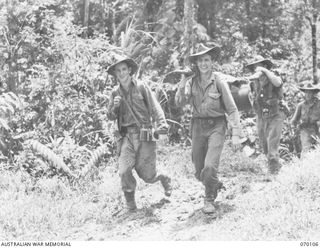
top-left (61, 145), bottom-right (272, 241)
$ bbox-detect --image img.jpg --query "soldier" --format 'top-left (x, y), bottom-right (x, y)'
top-left (290, 81), bottom-right (320, 156)
top-left (245, 55), bottom-right (285, 174)
top-left (175, 44), bottom-right (241, 214)
top-left (106, 55), bottom-right (172, 212)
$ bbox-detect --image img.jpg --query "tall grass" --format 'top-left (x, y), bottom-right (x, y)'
top-left (0, 164), bottom-right (121, 240)
top-left (1, 144), bottom-right (320, 240)
top-left (194, 147), bottom-right (320, 240)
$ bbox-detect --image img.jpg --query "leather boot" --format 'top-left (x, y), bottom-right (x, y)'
top-left (202, 198), bottom-right (216, 214)
top-left (268, 158), bottom-right (281, 175)
top-left (124, 191), bottom-right (137, 211)
top-left (202, 181), bottom-right (224, 214)
top-left (159, 175), bottom-right (172, 197)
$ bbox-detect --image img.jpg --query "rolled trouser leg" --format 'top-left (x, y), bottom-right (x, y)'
top-left (124, 191), bottom-right (137, 211)
top-left (201, 167), bottom-right (222, 200)
top-left (158, 174), bottom-right (172, 197)
top-left (201, 167), bottom-right (222, 214)
top-left (268, 158), bottom-right (280, 174)
top-left (201, 169), bottom-right (225, 214)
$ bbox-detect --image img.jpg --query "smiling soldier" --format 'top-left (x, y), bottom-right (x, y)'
top-left (107, 55), bottom-right (172, 212)
top-left (175, 44), bottom-right (241, 214)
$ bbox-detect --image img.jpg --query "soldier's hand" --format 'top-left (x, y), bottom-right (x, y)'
top-left (113, 96), bottom-right (122, 108)
top-left (157, 123), bottom-right (169, 134)
top-left (232, 135), bottom-right (241, 152)
top-left (255, 66), bottom-right (267, 74)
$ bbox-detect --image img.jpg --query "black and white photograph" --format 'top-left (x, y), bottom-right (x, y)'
top-left (0, 0), bottom-right (320, 246)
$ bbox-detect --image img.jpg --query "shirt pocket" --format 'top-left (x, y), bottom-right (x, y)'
top-left (206, 91), bottom-right (221, 110)
top-left (132, 92), bottom-right (144, 100)
top-left (132, 92), bottom-right (148, 117)
top-left (208, 92), bottom-right (221, 99)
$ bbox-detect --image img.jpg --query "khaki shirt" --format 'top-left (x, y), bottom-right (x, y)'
top-left (175, 72), bottom-right (241, 136)
top-left (291, 98), bottom-right (320, 127)
top-left (107, 80), bottom-right (167, 129)
top-left (250, 70), bottom-right (283, 118)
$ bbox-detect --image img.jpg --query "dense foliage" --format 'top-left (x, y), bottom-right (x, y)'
top-left (0, 0), bottom-right (320, 179)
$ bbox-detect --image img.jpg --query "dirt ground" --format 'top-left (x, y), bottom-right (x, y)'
top-left (59, 146), bottom-right (274, 241)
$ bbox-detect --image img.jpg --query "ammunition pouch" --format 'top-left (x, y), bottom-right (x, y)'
top-left (261, 103), bottom-right (280, 118)
top-left (139, 127), bottom-right (159, 142)
top-left (259, 98), bottom-right (288, 118)
top-left (120, 125), bottom-right (140, 135)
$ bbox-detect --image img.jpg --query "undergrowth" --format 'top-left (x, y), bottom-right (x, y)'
top-left (1, 142), bottom-right (320, 240)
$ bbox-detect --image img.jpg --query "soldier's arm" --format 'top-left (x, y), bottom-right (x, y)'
top-left (290, 102), bottom-right (302, 126)
top-left (217, 79), bottom-right (241, 137)
top-left (140, 83), bottom-right (167, 127)
top-left (106, 90), bottom-right (119, 120)
top-left (258, 67), bottom-right (282, 87)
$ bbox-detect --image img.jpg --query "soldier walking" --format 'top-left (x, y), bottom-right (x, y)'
top-left (245, 55), bottom-right (285, 174)
top-left (290, 81), bottom-right (320, 156)
top-left (107, 55), bottom-right (172, 212)
top-left (175, 44), bottom-right (241, 214)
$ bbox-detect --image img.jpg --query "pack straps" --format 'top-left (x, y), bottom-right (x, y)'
top-left (117, 87), bottom-right (143, 128)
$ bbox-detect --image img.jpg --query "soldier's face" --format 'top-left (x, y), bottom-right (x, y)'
top-left (115, 62), bottom-right (132, 84)
top-left (196, 54), bottom-right (213, 73)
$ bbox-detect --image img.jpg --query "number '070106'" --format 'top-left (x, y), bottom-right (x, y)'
top-left (300, 242), bottom-right (319, 247)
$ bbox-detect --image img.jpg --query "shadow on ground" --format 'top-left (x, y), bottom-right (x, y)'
top-left (171, 201), bottom-right (236, 232)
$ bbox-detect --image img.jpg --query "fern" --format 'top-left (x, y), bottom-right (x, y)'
top-left (80, 144), bottom-right (111, 178)
top-left (27, 140), bottom-right (77, 178)
top-left (0, 92), bottom-right (22, 130)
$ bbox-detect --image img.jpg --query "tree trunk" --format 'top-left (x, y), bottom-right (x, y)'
top-left (142, 0), bottom-right (163, 31)
top-left (100, 0), bottom-right (106, 33)
top-left (245, 0), bottom-right (251, 18)
top-left (260, 0), bottom-right (269, 39)
top-left (311, 0), bottom-right (318, 84)
top-left (6, 0), bottom-right (17, 93)
top-left (184, 0), bottom-right (195, 63)
top-left (175, 0), bottom-right (184, 21)
top-left (83, 0), bottom-right (90, 37)
top-left (197, 0), bottom-right (217, 38)
top-left (311, 20), bottom-right (317, 84)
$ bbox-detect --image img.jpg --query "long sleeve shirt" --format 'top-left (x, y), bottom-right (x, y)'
top-left (175, 72), bottom-right (241, 136)
top-left (250, 70), bottom-right (283, 118)
top-left (107, 79), bottom-right (167, 129)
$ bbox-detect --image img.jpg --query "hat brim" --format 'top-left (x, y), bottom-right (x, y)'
top-left (188, 47), bottom-right (221, 64)
top-left (106, 58), bottom-right (138, 76)
top-left (246, 59), bottom-right (273, 70)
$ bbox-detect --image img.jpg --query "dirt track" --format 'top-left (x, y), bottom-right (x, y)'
top-left (59, 145), bottom-right (273, 241)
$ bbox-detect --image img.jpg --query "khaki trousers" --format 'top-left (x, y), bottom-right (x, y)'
top-left (118, 133), bottom-right (158, 192)
top-left (191, 117), bottom-right (227, 200)
top-left (257, 113), bottom-right (284, 173)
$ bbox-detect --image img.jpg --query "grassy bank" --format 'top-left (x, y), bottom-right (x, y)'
top-left (1, 143), bottom-right (320, 240)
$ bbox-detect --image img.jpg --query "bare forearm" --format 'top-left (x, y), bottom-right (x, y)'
top-left (107, 94), bottom-right (119, 120)
top-left (261, 68), bottom-right (282, 87)
top-left (290, 104), bottom-right (302, 126)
